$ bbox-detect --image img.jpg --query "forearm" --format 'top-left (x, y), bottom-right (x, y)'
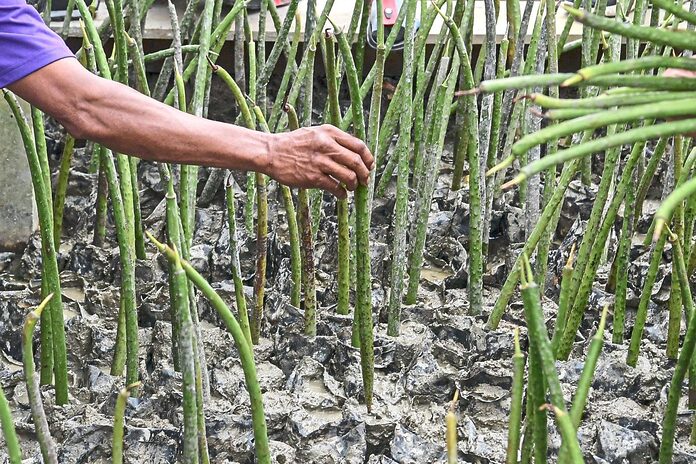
top-left (77, 76), bottom-right (272, 170)
top-left (9, 57), bottom-right (374, 198)
top-left (9, 58), bottom-right (272, 172)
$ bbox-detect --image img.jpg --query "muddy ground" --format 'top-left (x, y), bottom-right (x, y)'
top-left (2, 78), bottom-right (696, 463)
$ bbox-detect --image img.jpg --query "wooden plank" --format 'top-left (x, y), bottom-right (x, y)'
top-left (53, 1), bottom-right (585, 45)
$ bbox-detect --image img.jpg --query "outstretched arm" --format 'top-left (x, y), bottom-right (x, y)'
top-left (8, 57), bottom-right (373, 199)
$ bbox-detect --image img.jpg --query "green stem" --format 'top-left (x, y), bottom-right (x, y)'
top-left (506, 328), bottom-right (525, 464)
top-left (659, 233), bottom-right (696, 463)
top-left (53, 135), bottom-right (75, 250)
top-left (557, 137), bottom-right (644, 361)
top-left (333, 28), bottom-right (373, 409)
top-left (148, 235), bottom-right (270, 464)
top-left (486, 160), bottom-right (581, 329)
top-left (4, 92), bottom-right (68, 405)
top-left (22, 295), bottom-right (58, 464)
top-left (225, 178), bottom-right (252, 346)
top-left (323, 31), bottom-right (350, 316)
top-left (173, 250), bottom-right (200, 463)
top-left (112, 381), bottom-right (140, 464)
top-left (520, 256), bottom-right (584, 462)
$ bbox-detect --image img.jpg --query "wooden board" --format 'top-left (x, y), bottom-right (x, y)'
top-left (53, 1), bottom-right (586, 45)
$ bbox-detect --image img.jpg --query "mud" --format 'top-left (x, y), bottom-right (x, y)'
top-left (2, 94), bottom-right (696, 463)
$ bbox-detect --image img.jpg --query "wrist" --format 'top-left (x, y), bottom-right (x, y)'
top-left (256, 132), bottom-right (278, 176)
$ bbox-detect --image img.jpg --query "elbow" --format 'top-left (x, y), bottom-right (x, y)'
top-left (60, 112), bottom-right (92, 140)
top-left (54, 76), bottom-right (108, 142)
top-left (60, 96), bottom-right (102, 141)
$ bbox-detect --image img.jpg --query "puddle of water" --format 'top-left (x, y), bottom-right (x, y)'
top-left (305, 379), bottom-right (329, 395)
top-left (421, 267), bottom-right (453, 284)
top-left (63, 287), bottom-right (85, 303)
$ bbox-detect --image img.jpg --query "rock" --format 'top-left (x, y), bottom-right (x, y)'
top-left (596, 420), bottom-right (657, 464)
top-left (299, 424), bottom-right (367, 463)
top-left (270, 439), bottom-right (296, 464)
top-left (390, 424), bottom-right (446, 464)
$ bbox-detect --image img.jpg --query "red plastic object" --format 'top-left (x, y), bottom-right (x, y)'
top-left (382, 0), bottom-right (399, 26)
top-left (275, 0), bottom-right (291, 6)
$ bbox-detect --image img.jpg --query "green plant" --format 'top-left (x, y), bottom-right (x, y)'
top-left (148, 234), bottom-right (270, 463)
top-left (22, 294), bottom-right (58, 464)
top-left (3, 92), bottom-right (68, 405)
top-left (112, 381), bottom-right (141, 464)
top-left (506, 328), bottom-right (524, 464)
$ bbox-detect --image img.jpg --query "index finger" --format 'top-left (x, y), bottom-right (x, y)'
top-left (329, 128), bottom-right (375, 170)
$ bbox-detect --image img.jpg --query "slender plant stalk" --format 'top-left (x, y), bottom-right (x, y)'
top-left (280, 184), bottom-right (302, 309)
top-left (3, 92), bottom-right (68, 405)
top-left (487, 160), bottom-right (581, 330)
top-left (333, 28), bottom-right (373, 409)
top-left (251, 170), bottom-right (268, 344)
top-left (22, 294), bottom-right (58, 464)
top-left (520, 255), bottom-right (584, 462)
top-left (529, 341), bottom-right (547, 462)
top-left (143, 45), bottom-right (200, 63)
top-left (446, 390), bottom-right (459, 464)
top-left (512, 99), bottom-right (696, 160)
top-left (255, 0), bottom-right (300, 96)
top-left (667, 137), bottom-right (685, 360)
top-left (505, 119), bottom-right (696, 188)
top-left (323, 31), bottom-right (350, 316)
top-left (267, 11), bottom-right (303, 130)
top-left (659, 231), bottom-right (696, 463)
top-left (613, 180), bottom-right (635, 344)
top-left (93, 157), bottom-right (108, 246)
top-left (148, 234), bottom-right (270, 463)
top-left (506, 328), bottom-right (524, 464)
top-left (173, 248), bottom-right (200, 463)
top-left (386, 0), bottom-right (417, 335)
top-left (31, 105), bottom-right (60, 391)
top-left (478, 0), bottom-right (497, 256)
top-left (53, 135), bottom-right (75, 250)
top-left (626, 227), bottom-right (669, 366)
top-left (225, 176), bottom-right (253, 346)
top-left (75, 0), bottom-right (139, 391)
top-left (556, 306), bottom-right (609, 462)
top-left (542, 126), bottom-right (621, 346)
top-left (112, 381), bottom-right (141, 464)
top-left (280, 105), bottom-right (318, 339)
top-left (436, 3), bottom-right (483, 316)
top-left (635, 136), bottom-right (669, 228)
top-left (551, 245), bottom-right (576, 354)
top-left (557, 136), bottom-right (645, 361)
top-left (570, 305), bottom-right (608, 427)
top-left (0, 383), bottom-right (20, 464)
top-left (564, 4), bottom-right (696, 51)
top-left (406, 55), bottom-right (459, 304)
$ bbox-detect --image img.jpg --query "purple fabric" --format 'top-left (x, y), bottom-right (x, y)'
top-left (0, 1), bottom-right (73, 88)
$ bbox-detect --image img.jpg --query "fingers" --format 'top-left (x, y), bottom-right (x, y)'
top-left (316, 174), bottom-right (348, 199)
top-left (663, 68), bottom-right (696, 79)
top-left (323, 125), bottom-right (375, 171)
top-left (332, 146), bottom-right (371, 186)
top-left (320, 158), bottom-right (359, 191)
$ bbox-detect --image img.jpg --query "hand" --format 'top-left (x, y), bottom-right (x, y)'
top-left (663, 68), bottom-right (696, 137)
top-left (663, 68), bottom-right (696, 79)
top-left (264, 124), bottom-right (375, 199)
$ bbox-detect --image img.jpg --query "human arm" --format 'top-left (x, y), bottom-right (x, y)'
top-left (8, 57), bottom-right (373, 199)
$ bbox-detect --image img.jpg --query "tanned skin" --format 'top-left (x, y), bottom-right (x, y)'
top-left (664, 68), bottom-right (696, 136)
top-left (8, 58), bottom-right (374, 199)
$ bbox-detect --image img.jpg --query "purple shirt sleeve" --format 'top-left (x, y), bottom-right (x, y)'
top-left (0, 0), bottom-right (74, 88)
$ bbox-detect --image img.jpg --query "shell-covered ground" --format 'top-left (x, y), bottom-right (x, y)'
top-left (2, 81), bottom-right (696, 463)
